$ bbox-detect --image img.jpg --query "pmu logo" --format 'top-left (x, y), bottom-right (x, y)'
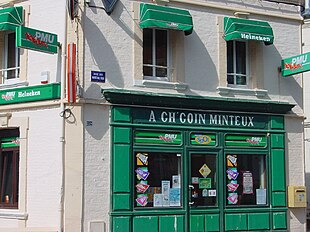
top-left (285, 54), bottom-right (308, 70)
top-left (25, 31), bottom-right (56, 47)
top-left (1, 91), bottom-right (16, 101)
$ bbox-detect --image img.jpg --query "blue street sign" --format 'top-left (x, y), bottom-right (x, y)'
top-left (91, 71), bottom-right (106, 83)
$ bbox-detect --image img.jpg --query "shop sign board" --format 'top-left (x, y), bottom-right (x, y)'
top-left (281, 52), bottom-right (310, 76)
top-left (0, 83), bottom-right (60, 105)
top-left (16, 26), bottom-right (58, 54)
top-left (132, 108), bottom-right (268, 129)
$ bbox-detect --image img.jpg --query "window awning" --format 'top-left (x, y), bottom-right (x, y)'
top-left (224, 17), bottom-right (274, 45)
top-left (0, 6), bottom-right (23, 31)
top-left (139, 3), bottom-right (193, 35)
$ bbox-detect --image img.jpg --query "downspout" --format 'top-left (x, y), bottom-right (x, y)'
top-left (59, 6), bottom-right (68, 232)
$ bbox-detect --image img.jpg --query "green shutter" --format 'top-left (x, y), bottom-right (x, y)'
top-left (159, 215), bottom-right (184, 232)
top-left (271, 149), bottom-right (286, 191)
top-left (140, 3), bottom-right (193, 35)
top-left (113, 144), bottom-right (131, 192)
top-left (248, 213), bottom-right (270, 230)
top-left (224, 17), bottom-right (274, 45)
top-left (133, 216), bottom-right (159, 232)
top-left (112, 216), bottom-right (131, 232)
top-left (0, 7), bottom-right (23, 31)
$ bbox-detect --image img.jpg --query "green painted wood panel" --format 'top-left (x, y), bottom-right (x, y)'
top-left (205, 214), bottom-right (220, 232)
top-left (113, 193), bottom-right (131, 211)
top-left (112, 216), bottom-right (131, 232)
top-left (270, 116), bottom-right (284, 130)
top-left (190, 215), bottom-right (205, 232)
top-left (190, 133), bottom-right (216, 146)
top-left (113, 144), bottom-right (131, 192)
top-left (271, 149), bottom-right (286, 191)
top-left (270, 134), bottom-right (284, 149)
top-left (225, 214), bottom-right (247, 231)
top-left (114, 127), bottom-right (131, 144)
top-left (272, 192), bottom-right (286, 207)
top-left (133, 216), bottom-right (159, 232)
top-left (113, 107), bottom-right (131, 122)
top-left (248, 213), bottom-right (270, 230)
top-left (134, 131), bottom-right (182, 145)
top-left (159, 215), bottom-right (184, 232)
top-left (273, 212), bottom-right (287, 229)
top-left (225, 134), bottom-right (267, 147)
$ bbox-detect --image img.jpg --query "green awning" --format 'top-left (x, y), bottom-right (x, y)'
top-left (0, 6), bottom-right (23, 31)
top-left (224, 17), bottom-right (274, 45)
top-left (140, 3), bottom-right (193, 35)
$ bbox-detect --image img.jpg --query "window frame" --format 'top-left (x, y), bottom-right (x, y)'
top-left (2, 31), bottom-right (20, 84)
top-left (227, 40), bottom-right (249, 88)
top-left (143, 28), bottom-right (171, 82)
top-left (0, 147), bottom-right (19, 209)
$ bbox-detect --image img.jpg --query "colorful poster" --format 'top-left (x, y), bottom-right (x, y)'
top-left (169, 188), bottom-right (181, 206)
top-left (242, 172), bottom-right (253, 194)
top-left (199, 164), bottom-right (211, 178)
top-left (161, 181), bottom-right (170, 206)
top-left (199, 178), bottom-right (212, 189)
top-left (136, 153), bottom-right (148, 165)
top-left (136, 194), bottom-right (148, 206)
top-left (227, 193), bottom-right (238, 204)
top-left (153, 194), bottom-right (163, 207)
top-left (172, 175), bottom-right (181, 188)
top-left (227, 168), bottom-right (239, 180)
top-left (136, 183), bottom-right (150, 193)
top-left (227, 155), bottom-right (237, 167)
top-left (227, 181), bottom-right (239, 192)
top-left (135, 167), bottom-right (150, 180)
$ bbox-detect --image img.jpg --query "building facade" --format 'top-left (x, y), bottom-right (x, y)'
top-left (73, 0), bottom-right (306, 231)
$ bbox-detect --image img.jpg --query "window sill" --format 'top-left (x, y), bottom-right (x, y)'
top-left (0, 209), bottom-right (28, 219)
top-left (0, 81), bottom-right (29, 90)
top-left (134, 80), bottom-right (188, 90)
top-left (217, 86), bottom-right (268, 97)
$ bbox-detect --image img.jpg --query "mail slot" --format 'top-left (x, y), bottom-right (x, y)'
top-left (288, 186), bottom-right (307, 207)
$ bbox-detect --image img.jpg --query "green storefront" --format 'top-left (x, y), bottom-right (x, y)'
top-left (105, 90), bottom-right (294, 232)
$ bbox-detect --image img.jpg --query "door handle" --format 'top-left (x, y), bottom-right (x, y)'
top-left (189, 185), bottom-right (194, 189)
top-left (189, 185), bottom-right (195, 206)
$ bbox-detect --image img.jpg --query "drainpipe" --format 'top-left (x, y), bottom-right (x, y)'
top-left (58, 6), bottom-right (67, 232)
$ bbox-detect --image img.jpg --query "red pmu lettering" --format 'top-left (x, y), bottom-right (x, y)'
top-left (285, 63), bottom-right (302, 70)
top-left (25, 32), bottom-right (48, 47)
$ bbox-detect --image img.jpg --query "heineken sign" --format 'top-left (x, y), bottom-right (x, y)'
top-left (0, 83), bottom-right (60, 105)
top-left (132, 108), bottom-right (268, 129)
top-left (281, 52), bottom-right (310, 76)
top-left (16, 26), bottom-right (58, 54)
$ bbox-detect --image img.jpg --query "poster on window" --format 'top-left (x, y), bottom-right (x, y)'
top-left (256, 189), bottom-right (267, 205)
top-left (135, 167), bottom-right (150, 180)
top-left (161, 181), bottom-right (170, 206)
top-left (227, 155), bottom-right (237, 167)
top-left (169, 188), bottom-right (181, 206)
top-left (153, 194), bottom-right (164, 207)
top-left (172, 175), bottom-right (181, 188)
top-left (242, 171), bottom-right (253, 194)
top-left (136, 153), bottom-right (148, 166)
top-left (227, 193), bottom-right (238, 204)
top-left (136, 194), bottom-right (148, 207)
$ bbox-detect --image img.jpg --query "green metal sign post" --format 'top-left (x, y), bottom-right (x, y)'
top-left (16, 26), bottom-right (58, 54)
top-left (281, 52), bottom-right (310, 76)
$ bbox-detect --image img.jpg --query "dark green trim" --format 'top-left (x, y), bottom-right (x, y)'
top-left (102, 89), bottom-right (294, 114)
top-left (0, 7), bottom-right (23, 31)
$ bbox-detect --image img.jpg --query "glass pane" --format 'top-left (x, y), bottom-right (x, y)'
top-left (143, 66), bottom-right (152, 77)
top-left (134, 152), bottom-right (182, 208)
top-left (143, 29), bottom-right (153, 66)
top-left (0, 152), bottom-right (13, 204)
top-left (190, 154), bottom-right (217, 207)
top-left (236, 75), bottom-right (246, 85)
top-left (156, 67), bottom-right (167, 78)
top-left (227, 41), bottom-right (234, 74)
top-left (226, 154), bottom-right (267, 206)
top-left (227, 75), bottom-right (234, 85)
top-left (155, 30), bottom-right (167, 67)
top-left (7, 33), bottom-right (20, 79)
top-left (236, 41), bottom-right (246, 75)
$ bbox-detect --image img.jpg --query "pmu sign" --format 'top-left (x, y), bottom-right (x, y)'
top-left (281, 52), bottom-right (310, 76)
top-left (16, 26), bottom-right (58, 54)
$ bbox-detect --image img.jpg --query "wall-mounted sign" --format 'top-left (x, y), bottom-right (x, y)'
top-left (16, 26), bottom-right (58, 54)
top-left (0, 83), bottom-right (60, 105)
top-left (281, 52), bottom-right (310, 76)
top-left (91, 71), bottom-right (106, 83)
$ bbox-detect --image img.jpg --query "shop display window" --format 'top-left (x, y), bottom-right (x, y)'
top-left (226, 154), bottom-right (267, 206)
top-left (134, 152), bottom-right (182, 208)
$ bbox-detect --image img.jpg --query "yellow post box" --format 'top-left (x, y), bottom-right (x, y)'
top-left (288, 186), bottom-right (307, 207)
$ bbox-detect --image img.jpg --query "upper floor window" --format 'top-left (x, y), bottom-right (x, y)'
top-left (2, 32), bottom-right (20, 84)
top-left (143, 29), bottom-right (170, 81)
top-left (227, 40), bottom-right (248, 87)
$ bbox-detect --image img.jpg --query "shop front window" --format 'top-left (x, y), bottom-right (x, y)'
top-left (134, 152), bottom-right (182, 208)
top-left (226, 154), bottom-right (267, 206)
